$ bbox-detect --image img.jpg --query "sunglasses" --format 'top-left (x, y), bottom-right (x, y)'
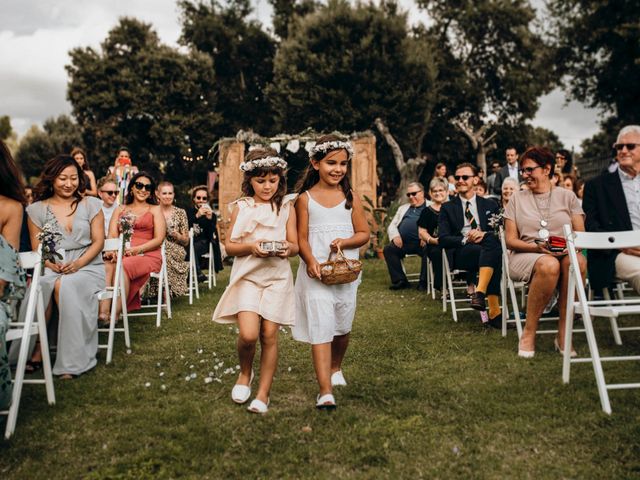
top-left (406, 191), bottom-right (422, 198)
top-left (195, 196), bottom-right (208, 201)
top-left (453, 175), bottom-right (473, 181)
top-left (520, 166), bottom-right (542, 175)
top-left (613, 143), bottom-right (639, 151)
top-left (133, 181), bottom-right (153, 192)
top-left (101, 190), bottom-right (118, 196)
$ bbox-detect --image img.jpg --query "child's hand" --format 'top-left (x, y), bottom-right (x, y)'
top-left (330, 238), bottom-right (345, 253)
top-left (251, 240), bottom-right (270, 258)
top-left (275, 241), bottom-right (290, 258)
top-left (306, 258), bottom-right (322, 279)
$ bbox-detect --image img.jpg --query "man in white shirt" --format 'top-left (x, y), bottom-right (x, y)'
top-left (583, 124), bottom-right (640, 294)
top-left (495, 147), bottom-right (523, 192)
top-left (97, 176), bottom-right (118, 235)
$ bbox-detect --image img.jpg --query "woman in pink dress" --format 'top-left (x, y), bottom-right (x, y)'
top-left (100, 172), bottom-right (165, 321)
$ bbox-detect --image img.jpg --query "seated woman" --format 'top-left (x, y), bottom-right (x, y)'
top-left (417, 177), bottom-right (448, 292)
top-left (500, 176), bottom-right (519, 209)
top-left (71, 147), bottom-right (97, 197)
top-left (187, 186), bottom-right (222, 282)
top-left (504, 147), bottom-right (586, 358)
top-left (101, 172), bottom-right (165, 322)
top-left (149, 181), bottom-right (189, 297)
top-left (26, 154), bottom-right (105, 378)
top-left (0, 140), bottom-right (27, 406)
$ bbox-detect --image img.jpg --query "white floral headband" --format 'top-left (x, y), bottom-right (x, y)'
top-left (309, 140), bottom-right (354, 160)
top-left (239, 156), bottom-right (288, 172)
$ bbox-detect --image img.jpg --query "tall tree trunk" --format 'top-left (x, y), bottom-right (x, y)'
top-left (375, 117), bottom-right (426, 202)
top-left (452, 118), bottom-right (497, 174)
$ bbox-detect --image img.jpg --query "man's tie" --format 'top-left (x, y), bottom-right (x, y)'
top-left (465, 201), bottom-right (478, 229)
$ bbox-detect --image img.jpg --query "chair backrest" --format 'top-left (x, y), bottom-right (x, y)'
top-left (498, 226), bottom-right (513, 273)
top-left (18, 251), bottom-right (41, 270)
top-left (103, 235), bottom-right (123, 253)
top-left (564, 227), bottom-right (640, 250)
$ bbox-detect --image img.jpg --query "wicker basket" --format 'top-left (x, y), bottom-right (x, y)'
top-left (319, 247), bottom-right (362, 285)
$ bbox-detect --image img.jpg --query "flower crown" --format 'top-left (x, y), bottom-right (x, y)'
top-left (239, 156), bottom-right (288, 172)
top-left (309, 140), bottom-right (354, 160)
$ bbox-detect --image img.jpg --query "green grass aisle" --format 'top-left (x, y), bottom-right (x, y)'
top-left (1, 257), bottom-right (640, 478)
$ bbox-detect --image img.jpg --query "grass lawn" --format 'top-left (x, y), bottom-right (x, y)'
top-left (1, 257), bottom-right (639, 479)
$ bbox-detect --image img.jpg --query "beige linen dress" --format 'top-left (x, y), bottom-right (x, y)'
top-left (212, 194), bottom-right (296, 325)
top-left (504, 187), bottom-right (583, 283)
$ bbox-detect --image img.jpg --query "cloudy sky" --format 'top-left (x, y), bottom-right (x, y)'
top-left (0, 0), bottom-right (601, 151)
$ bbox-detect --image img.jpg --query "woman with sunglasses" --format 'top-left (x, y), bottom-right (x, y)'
top-left (504, 147), bottom-right (586, 358)
top-left (101, 172), bottom-right (165, 321)
top-left (187, 186), bottom-right (223, 283)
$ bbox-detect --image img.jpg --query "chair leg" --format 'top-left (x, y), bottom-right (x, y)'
top-left (188, 255), bottom-right (194, 305)
top-left (120, 276), bottom-right (131, 351)
top-left (36, 294), bottom-right (55, 404)
top-left (156, 268), bottom-right (163, 328)
top-left (603, 289), bottom-right (623, 345)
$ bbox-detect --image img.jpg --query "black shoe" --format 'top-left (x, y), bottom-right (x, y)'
top-left (488, 314), bottom-right (502, 329)
top-left (416, 283), bottom-right (427, 292)
top-left (389, 281), bottom-right (410, 290)
top-left (470, 292), bottom-right (486, 311)
top-left (197, 274), bottom-right (207, 283)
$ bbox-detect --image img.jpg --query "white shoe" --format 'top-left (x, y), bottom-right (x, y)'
top-left (330, 370), bottom-right (347, 387)
top-left (316, 393), bottom-right (336, 409)
top-left (247, 398), bottom-right (269, 413)
top-left (231, 371), bottom-right (254, 404)
top-left (517, 349), bottom-right (535, 359)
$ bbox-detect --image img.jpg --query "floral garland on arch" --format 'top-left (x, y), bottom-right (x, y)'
top-left (239, 156), bottom-right (288, 172)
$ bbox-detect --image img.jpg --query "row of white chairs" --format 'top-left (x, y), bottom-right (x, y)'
top-left (1, 229), bottom-right (218, 438)
top-left (437, 227), bottom-right (640, 414)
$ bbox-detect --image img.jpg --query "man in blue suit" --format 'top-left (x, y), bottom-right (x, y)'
top-left (439, 162), bottom-right (503, 327)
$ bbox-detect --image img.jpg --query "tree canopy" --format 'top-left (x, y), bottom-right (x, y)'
top-left (66, 17), bottom-right (219, 183)
top-left (267, 0), bottom-right (439, 158)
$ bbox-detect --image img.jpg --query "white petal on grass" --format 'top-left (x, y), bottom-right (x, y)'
top-left (190, 365), bottom-right (195, 369)
top-left (161, 384), bottom-right (167, 391)
top-left (190, 372), bottom-right (197, 379)
top-left (287, 367), bottom-right (292, 372)
top-left (185, 376), bottom-right (191, 381)
top-left (204, 377), bottom-right (213, 384)
top-left (144, 382), bottom-right (151, 388)
top-left (197, 348), bottom-right (203, 354)
top-left (159, 372), bottom-right (165, 377)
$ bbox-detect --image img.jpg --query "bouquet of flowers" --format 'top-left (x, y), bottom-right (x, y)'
top-left (119, 212), bottom-right (135, 248)
top-left (487, 209), bottom-right (505, 234)
top-left (36, 221), bottom-right (63, 274)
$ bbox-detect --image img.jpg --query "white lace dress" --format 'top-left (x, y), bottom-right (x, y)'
top-left (292, 192), bottom-right (361, 344)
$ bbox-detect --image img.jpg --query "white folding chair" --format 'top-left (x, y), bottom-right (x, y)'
top-left (187, 228), bottom-right (200, 305)
top-left (97, 235), bottom-right (131, 364)
top-left (202, 242), bottom-right (217, 289)
top-left (2, 249), bottom-right (55, 439)
top-left (128, 242), bottom-right (172, 327)
top-left (600, 279), bottom-right (639, 345)
top-left (404, 254), bottom-right (421, 284)
top-left (498, 227), bottom-right (561, 338)
top-left (426, 256), bottom-right (436, 300)
top-left (562, 225), bottom-right (640, 414)
top-left (442, 249), bottom-right (474, 322)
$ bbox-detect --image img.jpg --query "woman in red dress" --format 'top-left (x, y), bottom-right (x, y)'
top-left (99, 172), bottom-right (165, 322)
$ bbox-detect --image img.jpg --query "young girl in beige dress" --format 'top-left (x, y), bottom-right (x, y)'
top-left (212, 148), bottom-right (298, 414)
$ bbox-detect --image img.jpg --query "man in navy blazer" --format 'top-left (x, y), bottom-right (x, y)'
top-left (439, 162), bottom-right (503, 327)
top-left (583, 124), bottom-right (640, 294)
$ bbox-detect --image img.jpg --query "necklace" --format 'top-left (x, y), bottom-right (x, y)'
top-left (531, 188), bottom-right (553, 239)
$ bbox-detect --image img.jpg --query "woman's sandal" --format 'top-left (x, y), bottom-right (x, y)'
top-left (25, 360), bottom-right (43, 373)
top-left (316, 393), bottom-right (336, 410)
top-left (59, 374), bottom-right (78, 380)
top-left (98, 314), bottom-right (110, 329)
top-left (247, 398), bottom-right (269, 414)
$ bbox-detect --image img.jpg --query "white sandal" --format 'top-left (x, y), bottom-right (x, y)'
top-left (331, 370), bottom-right (347, 387)
top-left (316, 393), bottom-right (336, 410)
top-left (247, 398), bottom-right (269, 414)
top-left (231, 370), bottom-right (254, 404)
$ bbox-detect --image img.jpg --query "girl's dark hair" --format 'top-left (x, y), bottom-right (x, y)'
top-left (70, 147), bottom-right (90, 171)
top-left (556, 148), bottom-right (573, 175)
top-left (241, 147), bottom-right (287, 213)
top-left (124, 171), bottom-right (158, 205)
top-left (0, 140), bottom-right (27, 205)
top-left (294, 134), bottom-right (354, 209)
top-left (520, 146), bottom-right (555, 178)
top-left (33, 154), bottom-right (86, 212)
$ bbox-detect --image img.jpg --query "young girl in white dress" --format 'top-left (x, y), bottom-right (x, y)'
top-left (292, 135), bottom-right (369, 409)
top-left (212, 148), bottom-right (298, 414)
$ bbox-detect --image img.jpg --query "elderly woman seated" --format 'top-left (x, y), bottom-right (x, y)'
top-left (504, 147), bottom-right (586, 358)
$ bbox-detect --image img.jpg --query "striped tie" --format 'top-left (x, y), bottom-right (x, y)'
top-left (465, 201), bottom-right (478, 229)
